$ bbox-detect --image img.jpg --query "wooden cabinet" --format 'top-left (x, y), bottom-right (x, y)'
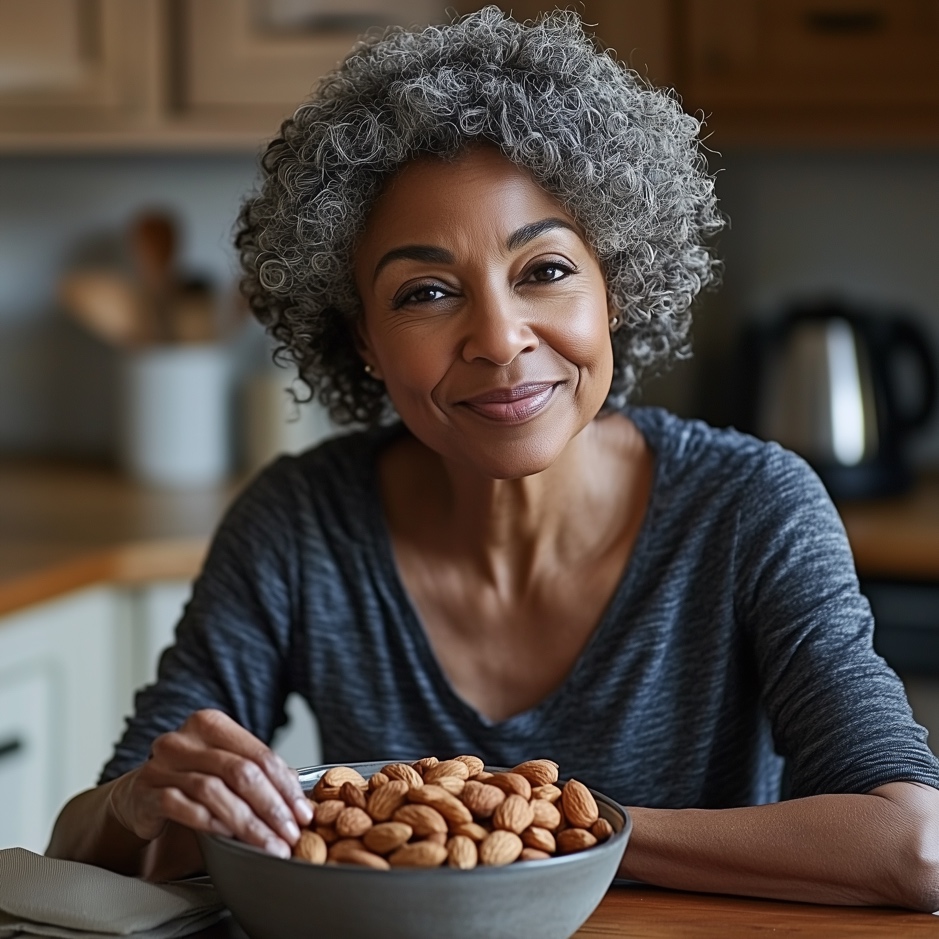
top-left (0, 0), bottom-right (546, 150)
top-left (0, 0), bottom-right (161, 139)
top-left (3, 0), bottom-right (936, 149)
top-left (674, 0), bottom-right (939, 144)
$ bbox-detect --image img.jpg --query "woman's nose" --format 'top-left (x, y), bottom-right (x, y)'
top-left (460, 290), bottom-right (538, 366)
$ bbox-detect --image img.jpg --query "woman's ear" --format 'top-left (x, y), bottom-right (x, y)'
top-left (353, 319), bottom-right (382, 380)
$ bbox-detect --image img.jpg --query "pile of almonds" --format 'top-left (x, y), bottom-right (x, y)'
top-left (292, 756), bottom-right (614, 870)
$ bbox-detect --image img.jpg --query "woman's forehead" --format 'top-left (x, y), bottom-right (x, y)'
top-left (358, 147), bottom-right (579, 251)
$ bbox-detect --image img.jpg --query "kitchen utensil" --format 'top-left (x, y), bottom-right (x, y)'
top-left (58, 271), bottom-right (151, 346)
top-left (197, 761), bottom-right (631, 939)
top-left (735, 300), bottom-right (937, 500)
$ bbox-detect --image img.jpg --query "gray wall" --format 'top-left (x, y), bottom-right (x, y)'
top-left (2, 148), bottom-right (939, 466)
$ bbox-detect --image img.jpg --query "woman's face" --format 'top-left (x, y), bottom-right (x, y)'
top-left (354, 146), bottom-right (614, 479)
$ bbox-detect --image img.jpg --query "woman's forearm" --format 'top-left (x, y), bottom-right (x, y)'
top-left (46, 775), bottom-right (151, 875)
top-left (46, 772), bottom-right (204, 881)
top-left (619, 782), bottom-right (939, 911)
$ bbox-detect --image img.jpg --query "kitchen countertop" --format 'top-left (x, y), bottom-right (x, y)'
top-left (192, 884), bottom-right (939, 938)
top-left (1, 458), bottom-right (938, 617)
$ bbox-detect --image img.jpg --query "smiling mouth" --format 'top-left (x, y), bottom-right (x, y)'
top-left (459, 382), bottom-right (560, 423)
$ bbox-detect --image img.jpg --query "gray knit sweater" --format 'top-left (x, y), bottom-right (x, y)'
top-left (101, 408), bottom-right (939, 807)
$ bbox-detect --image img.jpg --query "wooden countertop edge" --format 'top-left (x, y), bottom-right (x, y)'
top-left (0, 538), bottom-right (208, 618)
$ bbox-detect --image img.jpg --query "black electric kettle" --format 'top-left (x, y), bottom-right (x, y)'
top-left (735, 300), bottom-right (937, 500)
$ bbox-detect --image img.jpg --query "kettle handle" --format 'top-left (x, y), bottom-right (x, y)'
top-left (884, 318), bottom-right (937, 433)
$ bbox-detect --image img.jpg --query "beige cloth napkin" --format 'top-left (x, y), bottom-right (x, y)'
top-left (0, 849), bottom-right (226, 939)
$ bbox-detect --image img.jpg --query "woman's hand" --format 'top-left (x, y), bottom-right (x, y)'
top-left (106, 709), bottom-right (313, 858)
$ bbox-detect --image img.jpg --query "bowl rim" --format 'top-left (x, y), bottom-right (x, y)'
top-left (200, 760), bottom-right (632, 877)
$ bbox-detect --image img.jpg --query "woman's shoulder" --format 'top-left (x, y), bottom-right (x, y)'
top-left (628, 406), bottom-right (809, 483)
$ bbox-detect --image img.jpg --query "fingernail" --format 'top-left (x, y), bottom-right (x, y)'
top-left (284, 820), bottom-right (300, 842)
top-left (296, 799), bottom-right (313, 824)
top-left (269, 840), bottom-right (291, 859)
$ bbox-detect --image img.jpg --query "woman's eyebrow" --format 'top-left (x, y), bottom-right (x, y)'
top-left (373, 245), bottom-right (453, 283)
top-left (506, 217), bottom-right (579, 251)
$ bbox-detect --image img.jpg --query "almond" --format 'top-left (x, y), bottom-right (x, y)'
top-left (322, 766), bottom-right (367, 789)
top-left (561, 779), bottom-right (599, 828)
top-left (479, 829), bottom-right (523, 866)
top-left (388, 841), bottom-right (448, 868)
top-left (412, 756), bottom-right (439, 776)
top-left (315, 825), bottom-right (339, 845)
top-left (492, 794), bottom-right (534, 834)
top-left (453, 754), bottom-right (485, 777)
top-left (335, 806), bottom-right (373, 839)
top-left (434, 775), bottom-right (466, 796)
top-left (486, 772), bottom-right (532, 800)
top-left (327, 838), bottom-right (365, 862)
top-left (314, 799), bottom-right (345, 826)
top-left (293, 829), bottom-right (327, 864)
top-left (393, 803), bottom-right (448, 836)
top-left (339, 780), bottom-right (368, 810)
top-left (363, 821), bottom-right (413, 855)
top-left (424, 831), bottom-right (448, 846)
top-left (521, 826), bottom-right (556, 853)
top-left (556, 827), bottom-right (598, 854)
top-left (408, 784), bottom-right (473, 826)
top-left (472, 770), bottom-right (494, 781)
top-left (449, 821), bottom-right (490, 842)
top-left (312, 778), bottom-right (342, 801)
top-left (382, 763), bottom-right (423, 788)
top-left (461, 781), bottom-right (506, 818)
top-left (531, 799), bottom-right (562, 831)
top-left (591, 817), bottom-right (614, 842)
top-left (520, 847), bottom-right (551, 861)
top-left (423, 759), bottom-right (470, 783)
top-left (512, 759), bottom-right (559, 786)
top-left (335, 847), bottom-right (390, 870)
top-left (447, 834), bottom-right (478, 870)
top-left (531, 784), bottom-right (562, 803)
top-left (368, 771), bottom-right (389, 791)
top-left (366, 779), bottom-right (409, 821)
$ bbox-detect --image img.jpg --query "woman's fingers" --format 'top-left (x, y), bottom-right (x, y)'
top-left (167, 772), bottom-right (292, 857)
top-left (181, 710), bottom-right (312, 826)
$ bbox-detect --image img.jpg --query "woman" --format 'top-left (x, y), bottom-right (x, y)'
top-left (49, 7), bottom-right (939, 909)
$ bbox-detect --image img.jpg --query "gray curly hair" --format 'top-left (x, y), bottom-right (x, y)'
top-left (236, 5), bottom-right (723, 426)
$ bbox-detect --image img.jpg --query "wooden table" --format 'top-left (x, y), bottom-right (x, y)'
top-left (576, 885), bottom-right (939, 936)
top-left (193, 885), bottom-right (939, 939)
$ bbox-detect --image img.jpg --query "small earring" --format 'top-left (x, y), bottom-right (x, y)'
top-left (609, 315), bottom-right (621, 332)
top-left (364, 364), bottom-right (374, 376)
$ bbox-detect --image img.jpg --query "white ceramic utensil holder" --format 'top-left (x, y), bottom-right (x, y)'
top-left (121, 344), bottom-right (231, 487)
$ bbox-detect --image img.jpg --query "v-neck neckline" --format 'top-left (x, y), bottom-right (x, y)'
top-left (362, 408), bottom-right (665, 737)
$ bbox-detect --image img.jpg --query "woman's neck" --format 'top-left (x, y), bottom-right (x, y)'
top-left (379, 412), bottom-right (652, 595)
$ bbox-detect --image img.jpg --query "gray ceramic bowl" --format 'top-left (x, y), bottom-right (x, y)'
top-left (198, 760), bottom-right (631, 939)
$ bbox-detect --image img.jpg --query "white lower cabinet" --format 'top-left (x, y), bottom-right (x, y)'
top-left (0, 586), bottom-right (128, 853)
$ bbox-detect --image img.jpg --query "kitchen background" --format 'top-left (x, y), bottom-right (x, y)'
top-left (2, 0), bottom-right (939, 850)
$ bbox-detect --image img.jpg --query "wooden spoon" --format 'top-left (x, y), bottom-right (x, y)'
top-left (129, 211), bottom-right (178, 341)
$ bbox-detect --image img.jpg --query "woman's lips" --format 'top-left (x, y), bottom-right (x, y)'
top-left (459, 382), bottom-right (559, 422)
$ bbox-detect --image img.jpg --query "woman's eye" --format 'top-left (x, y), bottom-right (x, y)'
top-left (395, 284), bottom-right (448, 307)
top-left (528, 263), bottom-right (573, 283)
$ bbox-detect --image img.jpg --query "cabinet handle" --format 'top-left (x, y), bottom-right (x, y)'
top-left (804, 10), bottom-right (886, 35)
top-left (0, 737), bottom-right (23, 761)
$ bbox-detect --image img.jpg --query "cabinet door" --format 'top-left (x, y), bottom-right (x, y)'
top-left (680, 0), bottom-right (939, 142)
top-left (0, 586), bottom-right (127, 851)
top-left (172, 0), bottom-right (554, 134)
top-left (0, 0), bottom-right (160, 136)
top-left (0, 670), bottom-right (53, 851)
